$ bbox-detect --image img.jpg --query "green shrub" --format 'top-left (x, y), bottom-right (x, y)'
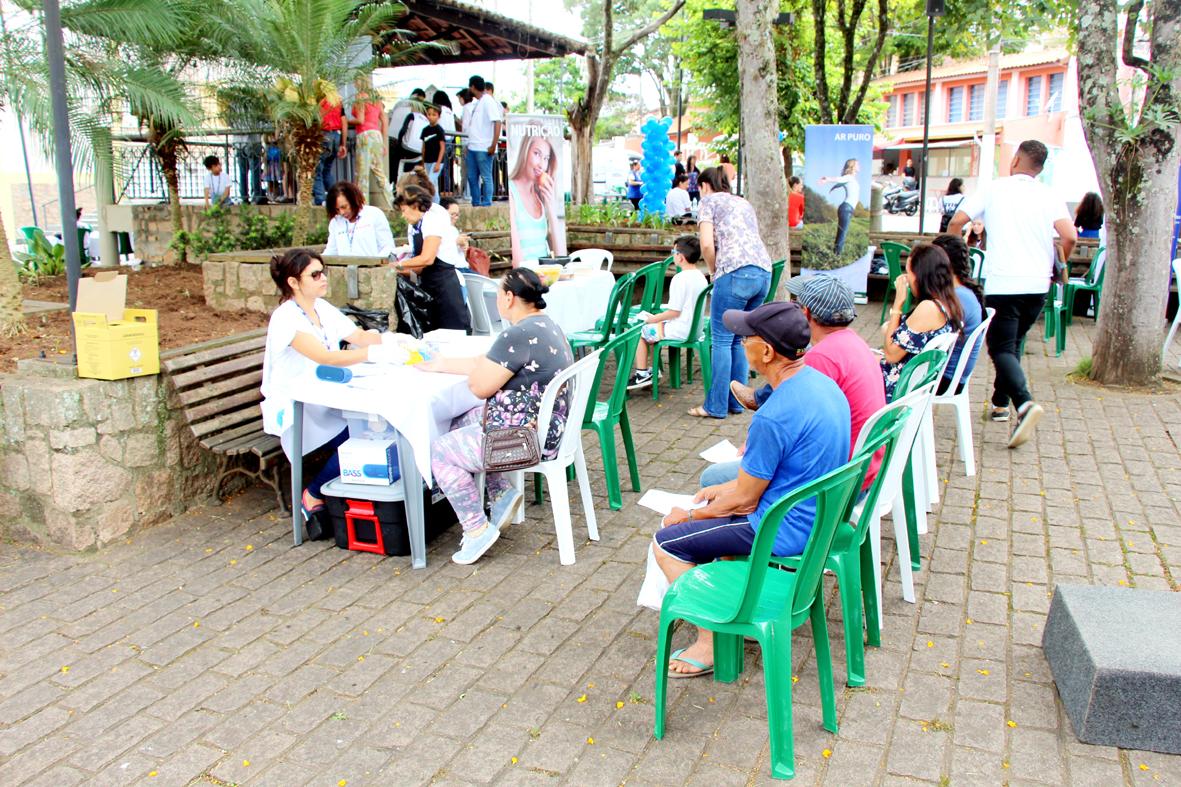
top-left (14, 231), bottom-right (91, 280)
top-left (174, 204), bottom-right (335, 260)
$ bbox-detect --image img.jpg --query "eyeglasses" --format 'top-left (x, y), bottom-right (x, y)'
top-left (307, 268), bottom-right (328, 280)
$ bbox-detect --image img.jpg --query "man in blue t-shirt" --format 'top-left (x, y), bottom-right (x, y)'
top-left (654, 301), bottom-right (851, 677)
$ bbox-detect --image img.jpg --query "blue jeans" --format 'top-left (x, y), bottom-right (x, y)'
top-left (235, 146), bottom-right (262, 204)
top-left (308, 427), bottom-right (349, 499)
top-left (313, 130), bottom-right (341, 205)
top-left (834, 202), bottom-right (854, 254)
top-left (427, 163), bottom-right (441, 203)
top-left (705, 265), bottom-right (771, 417)
top-left (466, 148), bottom-right (494, 206)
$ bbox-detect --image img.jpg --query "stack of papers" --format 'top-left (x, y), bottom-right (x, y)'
top-left (637, 489), bottom-right (706, 516)
top-left (699, 439), bottom-right (742, 464)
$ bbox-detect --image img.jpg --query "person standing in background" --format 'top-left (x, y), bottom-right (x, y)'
top-left (456, 88), bottom-right (475, 201)
top-left (686, 154), bottom-right (700, 203)
top-left (313, 96), bottom-right (348, 206)
top-left (719, 155), bottom-right (737, 192)
top-left (465, 75), bottom-right (504, 207)
top-left (420, 104), bottom-right (447, 203)
top-left (626, 159), bottom-right (643, 210)
top-left (940, 178), bottom-right (966, 233)
top-left (388, 87), bottom-right (426, 181)
top-left (351, 78), bottom-right (390, 211)
top-left (433, 90), bottom-right (458, 196)
top-left (1074, 192), bottom-right (1105, 240)
top-left (673, 149), bottom-right (686, 187)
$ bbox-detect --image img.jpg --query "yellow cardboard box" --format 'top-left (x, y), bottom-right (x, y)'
top-left (72, 271), bottom-right (160, 380)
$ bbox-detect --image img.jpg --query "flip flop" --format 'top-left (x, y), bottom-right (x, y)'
top-left (686, 406), bottom-right (716, 418)
top-left (667, 647), bottom-right (714, 679)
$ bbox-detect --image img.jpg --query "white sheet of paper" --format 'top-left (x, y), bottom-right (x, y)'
top-left (635, 310), bottom-right (654, 322)
top-left (637, 489), bottom-right (706, 517)
top-left (699, 439), bottom-right (741, 464)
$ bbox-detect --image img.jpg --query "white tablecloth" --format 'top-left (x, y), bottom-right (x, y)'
top-left (544, 270), bottom-right (616, 334)
top-left (282, 337), bottom-right (492, 484)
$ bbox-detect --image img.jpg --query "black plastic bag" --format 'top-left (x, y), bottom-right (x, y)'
top-left (395, 275), bottom-right (435, 338)
top-left (339, 304), bottom-right (389, 333)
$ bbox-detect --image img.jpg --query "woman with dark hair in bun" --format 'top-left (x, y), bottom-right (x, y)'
top-left (259, 248), bottom-right (386, 528)
top-left (395, 184), bottom-right (471, 331)
top-left (418, 268), bottom-right (574, 565)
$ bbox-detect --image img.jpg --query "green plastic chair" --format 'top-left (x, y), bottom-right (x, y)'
top-left (763, 259), bottom-right (787, 304)
top-left (878, 241), bottom-right (910, 323)
top-left (1063, 247), bottom-right (1105, 325)
top-left (653, 452), bottom-right (876, 781)
top-left (627, 257), bottom-right (676, 320)
top-left (768, 404), bottom-right (910, 686)
top-left (1040, 281), bottom-right (1068, 357)
top-left (568, 272), bottom-right (636, 352)
top-left (650, 283), bottom-right (713, 401)
top-left (583, 324), bottom-right (643, 510)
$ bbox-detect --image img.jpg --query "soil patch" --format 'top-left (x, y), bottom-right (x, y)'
top-left (9, 265), bottom-right (269, 373)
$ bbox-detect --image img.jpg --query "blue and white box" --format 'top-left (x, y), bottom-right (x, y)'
top-left (337, 437), bottom-right (399, 486)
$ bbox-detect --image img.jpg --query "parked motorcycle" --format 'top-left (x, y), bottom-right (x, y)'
top-left (883, 181), bottom-right (921, 216)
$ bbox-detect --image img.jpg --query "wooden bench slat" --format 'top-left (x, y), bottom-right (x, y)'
top-left (170, 353), bottom-right (264, 391)
top-left (192, 407), bottom-right (265, 441)
top-left (251, 436), bottom-right (283, 458)
top-left (215, 430), bottom-right (275, 455)
top-left (187, 389), bottom-right (265, 428)
top-left (175, 369), bottom-right (263, 408)
top-left (162, 332), bottom-right (267, 374)
top-left (198, 418), bottom-right (268, 451)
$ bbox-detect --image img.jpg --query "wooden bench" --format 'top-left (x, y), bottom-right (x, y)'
top-left (161, 328), bottom-right (288, 512)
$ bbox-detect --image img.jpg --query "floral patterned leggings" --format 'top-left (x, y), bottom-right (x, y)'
top-left (431, 406), bottom-right (512, 534)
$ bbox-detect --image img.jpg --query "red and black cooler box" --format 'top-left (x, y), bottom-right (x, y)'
top-left (320, 476), bottom-right (457, 556)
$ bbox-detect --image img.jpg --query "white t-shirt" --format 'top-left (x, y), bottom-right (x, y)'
top-left (260, 298), bottom-right (358, 455)
top-left (665, 187), bottom-right (692, 217)
top-left (829, 174), bottom-right (860, 208)
top-left (204, 171), bottom-right (230, 201)
top-left (663, 268), bottom-right (709, 341)
top-left (957, 174), bottom-right (1070, 295)
top-left (416, 203), bottom-right (464, 266)
top-left (439, 106), bottom-right (457, 135)
top-left (324, 204), bottom-right (396, 257)
top-left (460, 101), bottom-right (475, 134)
top-left (466, 94), bottom-right (504, 150)
top-left (388, 99), bottom-right (414, 140)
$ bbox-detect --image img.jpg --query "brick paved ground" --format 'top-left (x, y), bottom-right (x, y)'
top-left (2, 311), bottom-right (1181, 786)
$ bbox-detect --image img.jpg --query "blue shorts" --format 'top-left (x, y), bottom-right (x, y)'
top-left (653, 515), bottom-right (756, 564)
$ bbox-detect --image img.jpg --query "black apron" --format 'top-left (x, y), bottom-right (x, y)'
top-left (411, 220), bottom-right (471, 333)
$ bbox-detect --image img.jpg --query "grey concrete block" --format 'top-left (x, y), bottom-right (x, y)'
top-left (1042, 584), bottom-right (1181, 754)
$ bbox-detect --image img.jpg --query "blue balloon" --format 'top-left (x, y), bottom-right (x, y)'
top-left (638, 117), bottom-right (676, 218)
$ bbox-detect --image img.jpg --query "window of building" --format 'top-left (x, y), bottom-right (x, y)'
top-left (1025, 75), bottom-right (1043, 116)
top-left (948, 85), bottom-right (964, 122)
top-left (997, 80), bottom-right (1009, 119)
top-left (927, 147), bottom-right (973, 178)
top-left (887, 95), bottom-right (898, 127)
top-left (968, 84), bottom-right (984, 121)
top-left (902, 92), bottom-right (914, 125)
top-left (1046, 72), bottom-right (1064, 112)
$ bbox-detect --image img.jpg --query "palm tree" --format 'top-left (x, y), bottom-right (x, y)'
top-left (240, 0), bottom-right (418, 244)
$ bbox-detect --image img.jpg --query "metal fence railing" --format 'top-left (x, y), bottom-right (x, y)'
top-left (114, 130), bottom-right (509, 204)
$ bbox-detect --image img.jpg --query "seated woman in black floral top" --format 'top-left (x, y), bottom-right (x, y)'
top-left (420, 268), bottom-right (574, 565)
top-left (880, 243), bottom-right (963, 400)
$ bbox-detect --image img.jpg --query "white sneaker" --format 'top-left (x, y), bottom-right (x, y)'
top-left (1007, 402), bottom-right (1044, 448)
top-left (452, 525), bottom-right (501, 565)
top-left (489, 488), bottom-right (522, 532)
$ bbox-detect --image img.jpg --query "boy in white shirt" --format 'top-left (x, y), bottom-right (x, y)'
top-left (203, 155), bottom-right (231, 208)
top-left (629, 236), bottom-right (710, 389)
top-left (665, 173), bottom-right (693, 223)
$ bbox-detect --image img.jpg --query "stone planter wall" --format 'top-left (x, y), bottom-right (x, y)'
top-left (0, 359), bottom-right (218, 550)
top-left (203, 252), bottom-right (402, 314)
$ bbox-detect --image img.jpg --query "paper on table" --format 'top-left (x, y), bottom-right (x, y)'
top-left (637, 489), bottom-right (706, 517)
top-left (699, 439), bottom-right (741, 464)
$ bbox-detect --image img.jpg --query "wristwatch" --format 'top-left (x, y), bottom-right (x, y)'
top-left (687, 509), bottom-right (694, 522)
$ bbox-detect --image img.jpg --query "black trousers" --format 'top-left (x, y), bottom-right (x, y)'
top-left (984, 292), bottom-right (1045, 410)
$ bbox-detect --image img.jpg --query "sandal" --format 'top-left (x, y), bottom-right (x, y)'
top-left (667, 647), bottom-right (714, 679)
top-left (686, 406), bottom-right (716, 418)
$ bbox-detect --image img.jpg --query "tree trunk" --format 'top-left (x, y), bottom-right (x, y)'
top-left (163, 164), bottom-right (183, 262)
top-left (735, 0), bottom-right (790, 283)
top-left (290, 122), bottom-right (324, 245)
top-left (1077, 0), bottom-right (1181, 386)
top-left (147, 124), bottom-right (185, 263)
top-left (0, 218), bottom-right (25, 336)
top-left (569, 118), bottom-right (596, 206)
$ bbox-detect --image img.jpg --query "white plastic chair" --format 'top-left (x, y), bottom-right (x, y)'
top-left (857, 385), bottom-right (935, 614)
top-left (1162, 258), bottom-right (1181, 367)
top-left (911, 331), bottom-right (960, 534)
top-left (510, 350), bottom-right (604, 565)
top-left (462, 272), bottom-right (504, 336)
top-left (932, 308), bottom-right (995, 477)
top-left (570, 248), bottom-right (614, 272)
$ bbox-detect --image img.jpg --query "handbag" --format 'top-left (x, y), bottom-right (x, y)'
top-left (466, 245), bottom-right (491, 277)
top-left (481, 405), bottom-right (541, 472)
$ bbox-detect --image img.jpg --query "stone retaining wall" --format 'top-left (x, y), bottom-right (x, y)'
top-left (0, 359), bottom-right (218, 550)
top-left (203, 252), bottom-right (402, 314)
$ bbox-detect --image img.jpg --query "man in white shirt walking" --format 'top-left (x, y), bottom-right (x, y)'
top-left (464, 75), bottom-right (504, 207)
top-left (949, 139), bottom-right (1077, 448)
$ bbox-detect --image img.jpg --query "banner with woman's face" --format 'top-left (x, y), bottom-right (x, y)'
top-left (507, 114), bottom-right (569, 265)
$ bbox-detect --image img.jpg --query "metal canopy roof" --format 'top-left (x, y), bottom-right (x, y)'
top-left (379, 0), bottom-right (588, 64)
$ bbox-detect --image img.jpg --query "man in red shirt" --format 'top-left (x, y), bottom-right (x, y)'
top-left (705, 274), bottom-right (887, 492)
top-left (314, 98), bottom-right (349, 206)
top-left (788, 175), bottom-right (805, 228)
